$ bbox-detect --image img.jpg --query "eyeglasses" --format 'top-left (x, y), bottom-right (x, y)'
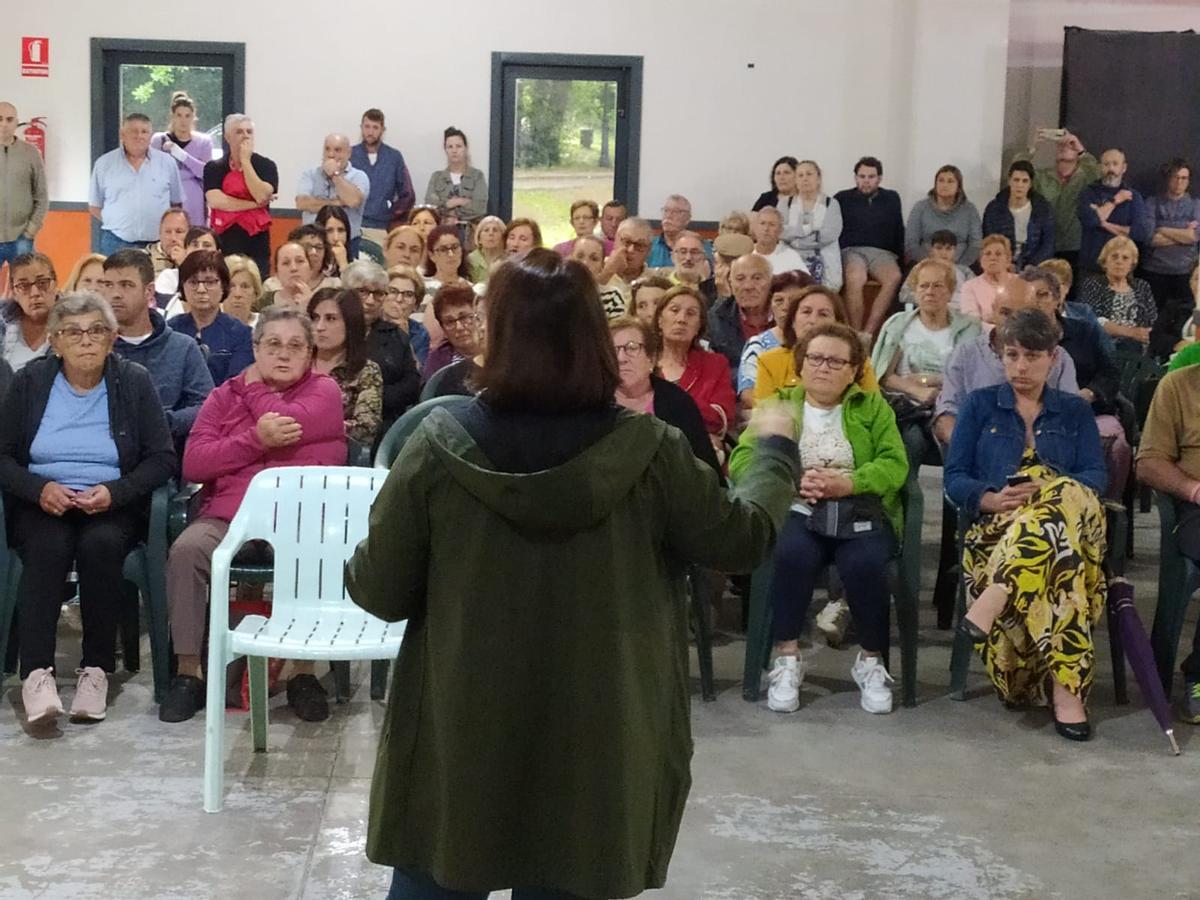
top-left (613, 341), bottom-right (645, 356)
top-left (13, 276), bottom-right (55, 295)
top-left (186, 277), bottom-right (222, 290)
top-left (256, 338), bottom-right (309, 355)
top-left (55, 324), bottom-right (112, 343)
top-left (619, 238), bottom-right (651, 251)
top-left (387, 287), bottom-right (417, 300)
top-left (356, 287), bottom-right (389, 302)
top-left (662, 206), bottom-right (690, 217)
top-left (804, 353), bottom-right (851, 371)
top-left (441, 312), bottom-right (479, 329)
top-left (432, 243), bottom-right (462, 256)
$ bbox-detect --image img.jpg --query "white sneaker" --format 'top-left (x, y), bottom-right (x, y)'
top-left (851, 652), bottom-right (894, 714)
top-left (68, 667), bottom-right (108, 722)
top-left (815, 598), bottom-right (850, 647)
top-left (22, 667), bottom-right (64, 724)
top-left (766, 655), bottom-right (804, 713)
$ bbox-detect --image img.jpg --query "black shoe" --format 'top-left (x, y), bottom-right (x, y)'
top-left (159, 675), bottom-right (205, 723)
top-left (956, 616), bottom-right (988, 644)
top-left (286, 674), bottom-right (330, 722)
top-left (1053, 716), bottom-right (1092, 742)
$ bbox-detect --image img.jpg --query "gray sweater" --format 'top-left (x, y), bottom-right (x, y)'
top-left (904, 197), bottom-right (982, 267)
top-left (0, 139), bottom-right (48, 242)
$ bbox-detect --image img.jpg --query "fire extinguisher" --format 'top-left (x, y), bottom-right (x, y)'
top-left (22, 117), bottom-right (47, 160)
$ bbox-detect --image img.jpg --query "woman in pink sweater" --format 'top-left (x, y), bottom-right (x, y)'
top-left (160, 306), bottom-right (346, 724)
top-left (959, 234), bottom-right (1014, 331)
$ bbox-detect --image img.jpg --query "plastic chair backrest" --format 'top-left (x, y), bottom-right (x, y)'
top-left (223, 466), bottom-right (385, 615)
top-left (374, 394), bottom-right (472, 468)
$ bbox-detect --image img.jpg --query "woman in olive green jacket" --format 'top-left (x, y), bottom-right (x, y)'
top-left (347, 250), bottom-right (799, 900)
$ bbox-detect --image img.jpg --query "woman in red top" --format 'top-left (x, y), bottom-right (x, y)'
top-left (654, 284), bottom-right (736, 455)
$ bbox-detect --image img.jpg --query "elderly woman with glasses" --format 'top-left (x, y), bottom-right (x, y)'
top-left (384, 264), bottom-right (431, 367)
top-left (342, 260), bottom-right (421, 434)
top-left (0, 292), bottom-right (176, 726)
top-left (2, 251), bottom-right (58, 372)
top-left (159, 306), bottom-right (347, 724)
top-left (421, 285), bottom-right (482, 384)
top-left (167, 250), bottom-right (254, 386)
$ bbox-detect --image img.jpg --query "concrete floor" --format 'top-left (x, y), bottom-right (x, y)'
top-left (1, 469), bottom-right (1198, 900)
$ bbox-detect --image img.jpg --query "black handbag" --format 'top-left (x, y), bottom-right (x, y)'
top-left (805, 494), bottom-right (888, 539)
top-left (882, 390), bottom-right (934, 430)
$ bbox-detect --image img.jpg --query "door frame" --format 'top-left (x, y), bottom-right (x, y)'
top-left (488, 52), bottom-right (643, 222)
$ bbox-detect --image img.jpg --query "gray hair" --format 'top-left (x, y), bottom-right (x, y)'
top-left (617, 216), bottom-right (653, 237)
top-left (995, 308), bottom-right (1062, 353)
top-left (47, 291), bottom-right (118, 333)
top-left (253, 305), bottom-right (314, 345)
top-left (1017, 265), bottom-right (1061, 302)
top-left (224, 113), bottom-right (252, 135)
top-left (755, 206), bottom-right (784, 225)
top-left (341, 259), bottom-right (388, 289)
top-left (664, 193), bottom-right (691, 210)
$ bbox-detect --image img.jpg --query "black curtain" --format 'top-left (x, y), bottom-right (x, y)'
top-left (1061, 26), bottom-right (1200, 196)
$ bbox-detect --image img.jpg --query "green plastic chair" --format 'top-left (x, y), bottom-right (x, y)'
top-left (1150, 492), bottom-right (1200, 697)
top-left (742, 482), bottom-right (921, 708)
top-left (0, 484), bottom-right (173, 702)
top-left (203, 466), bottom-right (401, 812)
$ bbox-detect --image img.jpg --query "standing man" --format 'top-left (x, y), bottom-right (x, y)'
top-left (834, 156), bottom-right (904, 335)
top-left (1014, 129), bottom-right (1099, 272)
top-left (647, 194), bottom-right (712, 268)
top-left (204, 114), bottom-right (278, 282)
top-left (296, 133), bottom-right (370, 261)
top-left (0, 102), bottom-right (48, 273)
top-left (88, 113), bottom-right (183, 255)
top-left (351, 109), bottom-right (415, 248)
top-left (1077, 147), bottom-right (1152, 274)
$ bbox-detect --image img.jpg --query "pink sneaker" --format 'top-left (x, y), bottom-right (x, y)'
top-left (69, 667), bottom-right (108, 722)
top-left (22, 668), bottom-right (64, 724)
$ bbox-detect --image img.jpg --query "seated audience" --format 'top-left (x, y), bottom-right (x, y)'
top-left (649, 194), bottom-right (712, 269)
top-left (315, 204), bottom-right (353, 274)
top-left (422, 285), bottom-right (482, 383)
top-left (422, 224), bottom-right (473, 292)
top-left (708, 253), bottom-right (774, 370)
top-left (1038, 257), bottom-right (1108, 340)
top-left (259, 241), bottom-right (318, 311)
top-left (933, 277), bottom-right (1079, 445)
top-left (751, 156), bottom-right (801, 214)
top-left (720, 210), bottom-right (752, 236)
top-left (981, 161), bottom-right (1055, 270)
top-left (467, 215), bottom-right (506, 281)
top-left (905, 164), bottom-right (982, 267)
top-left (2, 251), bottom-right (56, 372)
top-left (423, 127), bottom-right (488, 229)
top-left (1077, 147), bottom-right (1152, 273)
top-left (147, 208), bottom-right (190, 276)
top-left (384, 264), bottom-right (430, 366)
top-left (1078, 235), bottom-right (1159, 354)
top-left (610, 315), bottom-right (720, 474)
top-left (781, 160), bottom-right (843, 289)
top-left (407, 205), bottom-right (440, 248)
top-left (835, 156), bottom-right (905, 333)
top-left (898, 230), bottom-right (972, 310)
top-left (103, 249), bottom-right (213, 440)
top-left (262, 224), bottom-right (338, 296)
top-left (0, 292), bottom-right (175, 725)
top-left (383, 225), bottom-right (426, 270)
top-left (343, 260), bottom-right (421, 431)
top-left (554, 200), bottom-right (604, 257)
top-left (1136, 360), bottom-right (1200, 720)
top-left (156, 226), bottom-right (221, 311)
top-left (752, 208), bottom-right (809, 275)
top-left (160, 306), bottom-right (347, 723)
top-left (627, 274), bottom-right (672, 324)
top-left (600, 217), bottom-right (654, 289)
top-left (754, 285), bottom-right (881, 403)
top-left (422, 291), bottom-right (487, 400)
top-left (944, 309), bottom-right (1107, 741)
top-left (223, 255), bottom-right (262, 327)
top-left (732, 321), bottom-right (907, 715)
top-left (64, 253), bottom-right (107, 293)
top-left (653, 284), bottom-right (736, 451)
top-left (167, 250), bottom-right (254, 386)
top-left (504, 218), bottom-right (542, 261)
top-left (570, 235), bottom-right (626, 318)
top-left (295, 133), bottom-right (369, 259)
top-left (960, 234), bottom-right (1014, 327)
top-left (1143, 158), bottom-right (1200, 338)
top-left (669, 230), bottom-right (714, 291)
top-left (711, 232), bottom-right (755, 303)
top-left (308, 288), bottom-right (384, 447)
top-left (738, 270), bottom-right (816, 406)
top-left (205, 114), bottom-right (277, 279)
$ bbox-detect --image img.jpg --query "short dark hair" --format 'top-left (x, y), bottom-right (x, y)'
top-left (929, 229), bottom-right (959, 247)
top-left (995, 308), bottom-right (1062, 353)
top-left (443, 126), bottom-right (468, 148)
top-left (794, 321), bottom-right (866, 383)
top-left (307, 288), bottom-right (369, 377)
top-left (854, 156), bottom-right (883, 176)
top-left (362, 108), bottom-right (385, 126)
top-left (770, 270), bottom-right (816, 297)
top-left (473, 249), bottom-right (618, 413)
top-left (602, 200), bottom-right (627, 214)
top-left (288, 223), bottom-right (334, 274)
top-left (431, 284), bottom-right (476, 325)
top-left (1007, 160), bottom-right (1036, 182)
top-left (123, 112), bottom-right (152, 126)
top-left (10, 250), bottom-right (57, 281)
top-left (178, 250), bottom-right (231, 301)
top-left (769, 155), bottom-right (800, 189)
top-left (103, 248), bottom-right (155, 286)
top-left (781, 285), bottom-right (849, 346)
top-left (185, 226), bottom-right (217, 248)
top-left (160, 207), bottom-right (189, 226)
top-left (653, 284), bottom-right (709, 350)
top-left (1161, 157), bottom-right (1192, 193)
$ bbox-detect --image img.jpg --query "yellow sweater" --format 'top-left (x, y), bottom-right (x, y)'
top-left (753, 346), bottom-right (879, 402)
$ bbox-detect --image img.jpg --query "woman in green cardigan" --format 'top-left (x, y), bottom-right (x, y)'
top-left (347, 249), bottom-right (800, 900)
top-left (730, 321), bottom-right (908, 717)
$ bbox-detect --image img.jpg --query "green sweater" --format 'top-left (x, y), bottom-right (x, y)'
top-left (1012, 149), bottom-right (1100, 254)
top-left (1168, 341), bottom-right (1200, 372)
top-left (729, 383), bottom-right (909, 537)
top-left (346, 407), bottom-right (797, 898)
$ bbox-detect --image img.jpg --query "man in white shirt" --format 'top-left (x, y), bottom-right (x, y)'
top-left (753, 207), bottom-right (810, 276)
top-left (295, 133), bottom-right (370, 260)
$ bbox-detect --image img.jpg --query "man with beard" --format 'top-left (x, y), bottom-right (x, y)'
top-left (1077, 147), bottom-right (1152, 273)
top-left (351, 108), bottom-right (414, 247)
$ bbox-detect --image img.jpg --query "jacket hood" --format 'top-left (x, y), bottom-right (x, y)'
top-left (420, 406), bottom-right (666, 533)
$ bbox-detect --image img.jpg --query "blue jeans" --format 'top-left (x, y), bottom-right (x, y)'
top-left (0, 235), bottom-right (34, 269)
top-left (385, 868), bottom-right (586, 900)
top-left (97, 229), bottom-right (148, 256)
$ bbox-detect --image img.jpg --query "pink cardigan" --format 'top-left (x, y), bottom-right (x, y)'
top-left (183, 369), bottom-right (348, 522)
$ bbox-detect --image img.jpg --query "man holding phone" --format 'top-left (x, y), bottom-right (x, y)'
top-left (1014, 129), bottom-right (1099, 275)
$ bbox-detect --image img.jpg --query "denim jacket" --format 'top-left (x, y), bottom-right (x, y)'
top-left (943, 382), bottom-right (1106, 520)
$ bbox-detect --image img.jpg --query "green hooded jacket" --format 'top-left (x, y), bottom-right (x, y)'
top-left (346, 406), bottom-right (797, 898)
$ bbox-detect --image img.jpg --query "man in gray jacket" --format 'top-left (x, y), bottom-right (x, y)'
top-left (0, 102), bottom-right (49, 274)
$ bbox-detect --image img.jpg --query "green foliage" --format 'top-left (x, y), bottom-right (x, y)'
top-left (515, 78), bottom-right (616, 171)
top-left (120, 65), bottom-right (225, 132)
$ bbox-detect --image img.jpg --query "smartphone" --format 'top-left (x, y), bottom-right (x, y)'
top-left (1038, 127), bottom-right (1067, 141)
top-left (1006, 473), bottom-right (1033, 487)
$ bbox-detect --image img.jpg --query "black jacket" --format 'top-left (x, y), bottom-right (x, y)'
top-left (752, 190), bottom-right (780, 212)
top-left (0, 357), bottom-right (12, 404)
top-left (651, 376), bottom-right (722, 477)
top-left (366, 319), bottom-right (421, 427)
top-left (707, 297), bottom-right (745, 373)
top-left (0, 355), bottom-right (176, 510)
top-left (1058, 313), bottom-right (1120, 415)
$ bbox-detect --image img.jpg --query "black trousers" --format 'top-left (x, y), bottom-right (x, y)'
top-left (1141, 270), bottom-right (1195, 339)
top-left (12, 501), bottom-right (141, 679)
top-left (216, 225), bottom-right (271, 284)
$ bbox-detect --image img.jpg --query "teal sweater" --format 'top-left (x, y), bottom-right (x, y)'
top-left (730, 382), bottom-right (909, 536)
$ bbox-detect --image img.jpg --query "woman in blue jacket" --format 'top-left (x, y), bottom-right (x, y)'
top-left (944, 308), bottom-right (1106, 741)
top-left (981, 161), bottom-right (1056, 270)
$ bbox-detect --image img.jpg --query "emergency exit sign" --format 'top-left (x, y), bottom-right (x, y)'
top-left (22, 37), bottom-right (49, 77)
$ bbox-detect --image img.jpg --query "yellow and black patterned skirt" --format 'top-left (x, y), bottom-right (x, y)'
top-left (962, 458), bottom-right (1107, 706)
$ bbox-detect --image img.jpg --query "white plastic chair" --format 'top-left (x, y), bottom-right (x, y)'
top-left (203, 466), bottom-right (403, 812)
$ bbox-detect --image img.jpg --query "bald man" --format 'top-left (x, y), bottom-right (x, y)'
top-left (296, 132), bottom-right (371, 258)
top-left (708, 253), bottom-right (774, 370)
top-left (0, 102), bottom-right (47, 271)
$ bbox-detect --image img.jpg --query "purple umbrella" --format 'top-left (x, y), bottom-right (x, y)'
top-left (1108, 578), bottom-right (1181, 755)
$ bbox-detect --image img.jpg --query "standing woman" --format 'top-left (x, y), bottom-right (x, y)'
top-left (905, 165), bottom-right (983, 267)
top-left (424, 127), bottom-right (488, 235)
top-left (467, 215), bottom-right (506, 282)
top-left (981, 161), bottom-right (1055, 270)
top-left (307, 288), bottom-right (383, 448)
top-left (152, 91), bottom-right (213, 229)
top-left (346, 249), bottom-right (797, 900)
top-left (783, 160), bottom-right (844, 290)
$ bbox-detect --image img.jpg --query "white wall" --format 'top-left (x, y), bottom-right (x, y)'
top-left (5, 0), bottom-right (1011, 223)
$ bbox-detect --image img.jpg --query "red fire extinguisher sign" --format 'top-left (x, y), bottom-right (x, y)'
top-left (22, 38), bottom-right (50, 77)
